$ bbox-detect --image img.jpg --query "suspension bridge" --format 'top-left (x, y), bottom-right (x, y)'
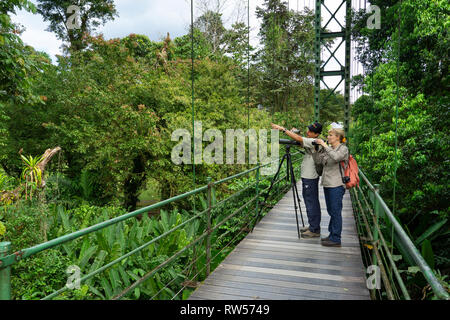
top-left (189, 182), bottom-right (371, 300)
top-left (0, 0), bottom-right (448, 301)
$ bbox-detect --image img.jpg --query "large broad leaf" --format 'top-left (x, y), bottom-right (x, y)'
top-left (86, 250), bottom-right (108, 286)
top-left (160, 210), bottom-right (169, 232)
top-left (117, 224), bottom-right (126, 252)
top-left (95, 232), bottom-right (108, 252)
top-left (393, 232), bottom-right (416, 267)
top-left (199, 196), bottom-right (207, 211)
top-left (79, 245), bottom-right (98, 270)
top-left (134, 287), bottom-right (140, 299)
top-left (88, 285), bottom-right (105, 299)
top-left (78, 238), bottom-right (91, 262)
top-left (58, 205), bottom-right (71, 232)
top-left (128, 223), bottom-right (138, 247)
top-left (414, 219), bottom-right (448, 246)
top-left (109, 268), bottom-right (121, 292)
top-left (118, 265), bottom-right (130, 287)
top-left (136, 226), bottom-right (144, 243)
top-left (421, 239), bottom-right (435, 270)
top-left (100, 277), bottom-right (113, 299)
top-left (106, 224), bottom-right (116, 246)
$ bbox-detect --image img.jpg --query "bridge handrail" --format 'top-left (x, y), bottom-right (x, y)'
top-left (0, 150), bottom-right (304, 300)
top-left (357, 169), bottom-right (449, 300)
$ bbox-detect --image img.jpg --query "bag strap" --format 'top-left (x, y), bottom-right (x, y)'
top-left (338, 147), bottom-right (350, 178)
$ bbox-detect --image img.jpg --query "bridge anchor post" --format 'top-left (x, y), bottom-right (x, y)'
top-left (206, 177), bottom-right (213, 277)
top-left (0, 242), bottom-right (11, 300)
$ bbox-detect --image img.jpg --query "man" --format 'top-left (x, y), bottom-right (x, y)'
top-left (270, 122), bottom-right (323, 238)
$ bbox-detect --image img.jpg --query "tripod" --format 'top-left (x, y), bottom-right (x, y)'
top-left (252, 144), bottom-right (305, 238)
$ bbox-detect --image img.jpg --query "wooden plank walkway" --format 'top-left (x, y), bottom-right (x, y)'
top-left (188, 180), bottom-right (370, 300)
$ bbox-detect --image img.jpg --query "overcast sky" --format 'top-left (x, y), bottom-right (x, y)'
top-left (11, 1), bottom-right (330, 60)
top-left (11, 0), bottom-right (363, 101)
top-left (11, 0), bottom-right (264, 60)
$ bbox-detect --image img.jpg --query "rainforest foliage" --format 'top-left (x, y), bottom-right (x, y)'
top-left (350, 0), bottom-right (449, 284)
top-left (0, 0), bottom-right (448, 300)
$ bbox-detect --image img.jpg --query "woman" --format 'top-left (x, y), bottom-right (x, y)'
top-left (314, 128), bottom-right (348, 247)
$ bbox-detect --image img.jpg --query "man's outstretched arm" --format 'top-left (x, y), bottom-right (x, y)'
top-left (271, 123), bottom-right (303, 144)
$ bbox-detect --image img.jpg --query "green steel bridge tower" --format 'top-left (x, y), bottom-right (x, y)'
top-left (314, 0), bottom-right (351, 134)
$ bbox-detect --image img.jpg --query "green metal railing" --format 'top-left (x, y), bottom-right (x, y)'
top-left (350, 169), bottom-right (449, 300)
top-left (0, 150), bottom-right (303, 300)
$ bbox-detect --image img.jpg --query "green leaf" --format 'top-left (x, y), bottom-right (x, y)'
top-left (86, 250), bottom-right (108, 286)
top-left (415, 219), bottom-right (448, 245)
top-left (126, 270), bottom-right (141, 281)
top-left (58, 206), bottom-right (71, 232)
top-left (136, 226), bottom-right (144, 243)
top-left (0, 221), bottom-right (6, 236)
top-left (106, 224), bottom-right (115, 246)
top-left (134, 287), bottom-right (140, 299)
top-left (421, 239), bottom-right (435, 270)
top-left (109, 268), bottom-right (121, 292)
top-left (161, 210), bottom-right (169, 232)
top-left (407, 266), bottom-right (421, 274)
top-left (61, 243), bottom-right (73, 257)
top-left (95, 232), bottom-right (108, 252)
top-left (79, 245), bottom-right (98, 269)
top-left (88, 285), bottom-right (105, 299)
top-left (182, 289), bottom-right (191, 300)
top-left (100, 277), bottom-right (113, 299)
top-left (118, 265), bottom-right (130, 287)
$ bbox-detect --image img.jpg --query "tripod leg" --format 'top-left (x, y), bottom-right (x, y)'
top-left (251, 153), bottom-right (288, 231)
top-left (287, 153), bottom-right (301, 238)
top-left (291, 164), bottom-right (305, 227)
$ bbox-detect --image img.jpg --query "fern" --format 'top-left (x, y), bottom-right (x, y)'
top-left (79, 170), bottom-right (94, 201)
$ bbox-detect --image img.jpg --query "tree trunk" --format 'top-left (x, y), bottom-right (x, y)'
top-left (37, 146), bottom-right (62, 187)
top-left (123, 155), bottom-right (147, 211)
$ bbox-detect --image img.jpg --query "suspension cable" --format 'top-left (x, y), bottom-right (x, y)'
top-left (391, 0), bottom-right (402, 270)
top-left (190, 0), bottom-right (196, 213)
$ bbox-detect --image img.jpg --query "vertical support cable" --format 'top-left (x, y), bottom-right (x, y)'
top-left (344, 0), bottom-right (351, 135)
top-left (206, 177), bottom-right (212, 276)
top-left (191, 0), bottom-right (196, 213)
top-left (247, 0), bottom-right (250, 130)
top-left (247, 0), bottom-right (250, 175)
top-left (254, 163), bottom-right (260, 230)
top-left (372, 184), bottom-right (380, 298)
top-left (393, 1), bottom-right (401, 218)
top-left (391, 0), bottom-right (402, 264)
top-left (371, 71), bottom-right (374, 163)
top-left (313, 0), bottom-right (321, 122)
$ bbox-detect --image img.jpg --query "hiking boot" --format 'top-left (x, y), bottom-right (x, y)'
top-left (321, 236), bottom-right (330, 242)
top-left (321, 239), bottom-right (341, 247)
top-left (300, 226), bottom-right (310, 233)
top-left (301, 230), bottom-right (320, 238)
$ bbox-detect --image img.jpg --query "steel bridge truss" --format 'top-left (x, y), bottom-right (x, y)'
top-left (314, 0), bottom-right (351, 133)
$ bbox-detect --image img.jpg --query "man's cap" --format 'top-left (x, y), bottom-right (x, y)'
top-left (308, 122), bottom-right (322, 134)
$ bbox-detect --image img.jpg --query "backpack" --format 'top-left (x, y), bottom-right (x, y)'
top-left (339, 154), bottom-right (359, 189)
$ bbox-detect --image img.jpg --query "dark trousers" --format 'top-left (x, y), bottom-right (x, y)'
top-left (301, 178), bottom-right (321, 233)
top-left (324, 186), bottom-right (345, 243)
